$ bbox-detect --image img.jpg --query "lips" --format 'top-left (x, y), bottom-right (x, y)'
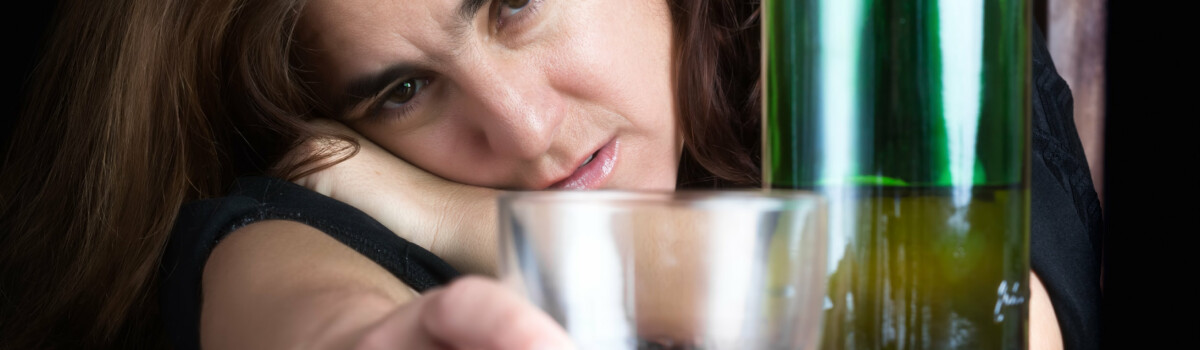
top-left (548, 138), bottom-right (618, 190)
top-left (578, 153), bottom-right (596, 169)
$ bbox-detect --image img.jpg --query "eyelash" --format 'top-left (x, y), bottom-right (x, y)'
top-left (379, 99), bottom-right (420, 121)
top-left (373, 78), bottom-right (433, 121)
top-left (496, 0), bottom-right (543, 30)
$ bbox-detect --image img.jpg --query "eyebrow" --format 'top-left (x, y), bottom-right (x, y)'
top-left (337, 0), bottom-right (490, 118)
top-left (458, 0), bottom-right (489, 23)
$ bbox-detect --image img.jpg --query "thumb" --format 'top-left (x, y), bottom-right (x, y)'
top-left (421, 277), bottom-right (576, 350)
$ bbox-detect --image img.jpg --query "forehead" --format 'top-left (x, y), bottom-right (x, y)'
top-left (302, 0), bottom-right (464, 33)
top-left (297, 0), bottom-right (468, 73)
top-left (296, 0), bottom-right (472, 90)
top-left (301, 0), bottom-right (467, 42)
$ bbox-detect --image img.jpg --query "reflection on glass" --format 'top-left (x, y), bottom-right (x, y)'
top-left (499, 191), bottom-right (828, 349)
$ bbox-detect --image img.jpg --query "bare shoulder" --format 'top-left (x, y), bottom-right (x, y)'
top-left (202, 220), bottom-right (418, 349)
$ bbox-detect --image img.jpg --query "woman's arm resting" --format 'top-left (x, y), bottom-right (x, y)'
top-left (201, 220), bottom-right (571, 349)
top-left (284, 120), bottom-right (500, 276)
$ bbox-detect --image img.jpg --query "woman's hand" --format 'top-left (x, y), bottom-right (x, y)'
top-left (354, 276), bottom-right (575, 350)
top-left (280, 119), bottom-right (500, 275)
top-left (204, 220), bottom-right (571, 349)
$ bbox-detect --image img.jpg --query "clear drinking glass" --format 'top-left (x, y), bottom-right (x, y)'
top-left (498, 190), bottom-right (828, 349)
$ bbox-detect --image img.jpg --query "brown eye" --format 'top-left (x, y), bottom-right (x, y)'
top-left (498, 0), bottom-right (531, 21)
top-left (383, 78), bottom-right (428, 109)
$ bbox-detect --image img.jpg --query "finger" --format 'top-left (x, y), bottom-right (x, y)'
top-left (421, 276), bottom-right (575, 350)
top-left (352, 296), bottom-right (445, 350)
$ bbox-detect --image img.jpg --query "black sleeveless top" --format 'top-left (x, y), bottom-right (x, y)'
top-left (159, 23), bottom-right (1100, 350)
top-left (1027, 23), bottom-right (1103, 350)
top-left (158, 177), bottom-right (460, 350)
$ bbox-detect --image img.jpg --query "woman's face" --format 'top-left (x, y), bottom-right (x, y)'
top-left (298, 0), bottom-right (680, 190)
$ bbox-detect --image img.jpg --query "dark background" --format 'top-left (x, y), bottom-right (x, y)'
top-left (1100, 0), bottom-right (1184, 348)
top-left (4, 2), bottom-right (59, 166)
top-left (1, 1), bottom-right (1180, 348)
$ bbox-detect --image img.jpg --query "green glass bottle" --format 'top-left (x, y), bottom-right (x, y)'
top-left (763, 0), bottom-right (1031, 349)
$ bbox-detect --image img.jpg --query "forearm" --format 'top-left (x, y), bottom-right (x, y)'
top-left (287, 124), bottom-right (502, 276)
top-left (419, 185), bottom-right (501, 276)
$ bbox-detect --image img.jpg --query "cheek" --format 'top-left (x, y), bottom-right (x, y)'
top-left (553, 1), bottom-right (678, 189)
top-left (545, 0), bottom-right (676, 126)
top-left (547, 0), bottom-right (678, 149)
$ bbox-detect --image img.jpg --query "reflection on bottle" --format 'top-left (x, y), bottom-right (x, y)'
top-left (993, 280), bottom-right (1027, 323)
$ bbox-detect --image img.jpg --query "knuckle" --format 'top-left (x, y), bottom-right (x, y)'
top-left (421, 277), bottom-right (492, 333)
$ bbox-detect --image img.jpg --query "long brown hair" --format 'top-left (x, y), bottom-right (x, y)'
top-left (671, 0), bottom-right (763, 188)
top-left (0, 0), bottom-right (322, 348)
top-left (0, 0), bottom-right (761, 348)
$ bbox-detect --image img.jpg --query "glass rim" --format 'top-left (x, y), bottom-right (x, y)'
top-left (498, 189), bottom-right (823, 209)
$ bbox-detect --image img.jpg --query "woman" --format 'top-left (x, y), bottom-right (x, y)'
top-left (1, 0), bottom-right (1096, 348)
top-left (1, 0), bottom-right (758, 347)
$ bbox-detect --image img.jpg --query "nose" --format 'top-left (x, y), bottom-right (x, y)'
top-left (455, 58), bottom-right (565, 161)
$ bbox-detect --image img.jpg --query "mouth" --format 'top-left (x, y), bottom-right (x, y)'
top-left (548, 137), bottom-right (618, 190)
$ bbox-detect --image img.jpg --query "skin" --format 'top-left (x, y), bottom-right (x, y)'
top-left (201, 0), bottom-right (1066, 348)
top-left (296, 0), bottom-right (680, 191)
top-left (203, 220), bottom-right (574, 349)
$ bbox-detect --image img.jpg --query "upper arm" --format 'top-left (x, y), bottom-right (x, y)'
top-left (201, 220), bottom-right (419, 349)
top-left (1030, 271), bottom-right (1064, 350)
